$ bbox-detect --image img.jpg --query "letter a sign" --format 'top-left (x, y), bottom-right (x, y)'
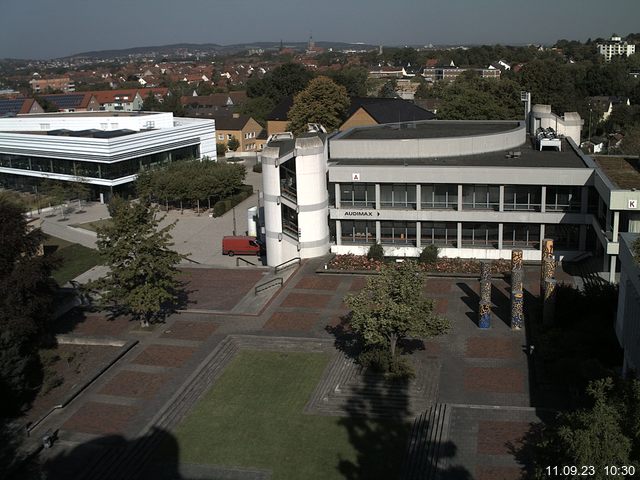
top-left (352, 172), bottom-right (360, 181)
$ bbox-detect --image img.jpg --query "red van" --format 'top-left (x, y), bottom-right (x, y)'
top-left (222, 236), bottom-right (263, 256)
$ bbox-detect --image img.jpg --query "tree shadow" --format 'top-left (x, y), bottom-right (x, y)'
top-left (22, 427), bottom-right (186, 480)
top-left (336, 357), bottom-right (471, 480)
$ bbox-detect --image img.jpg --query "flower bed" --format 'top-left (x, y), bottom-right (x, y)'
top-left (327, 254), bottom-right (511, 275)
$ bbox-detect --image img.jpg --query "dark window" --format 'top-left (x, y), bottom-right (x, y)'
top-left (504, 186), bottom-right (541, 211)
top-left (420, 222), bottom-right (457, 246)
top-left (503, 223), bottom-right (540, 248)
top-left (545, 224), bottom-right (580, 250)
top-left (421, 184), bottom-right (457, 209)
top-left (380, 221), bottom-right (416, 245)
top-left (380, 184), bottom-right (416, 209)
top-left (462, 185), bottom-right (499, 210)
top-left (340, 183), bottom-right (375, 208)
top-left (281, 204), bottom-right (298, 239)
top-left (546, 186), bottom-right (581, 212)
top-left (461, 223), bottom-right (499, 247)
top-left (341, 220), bottom-right (375, 244)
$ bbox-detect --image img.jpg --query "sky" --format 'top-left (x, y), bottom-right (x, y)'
top-left (1, 0), bottom-right (639, 59)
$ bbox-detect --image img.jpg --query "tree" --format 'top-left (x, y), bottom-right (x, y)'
top-left (216, 142), bottom-right (227, 157)
top-left (378, 80), bottom-right (397, 98)
top-left (528, 378), bottom-right (640, 480)
top-left (0, 194), bottom-right (57, 415)
top-left (246, 63), bottom-right (314, 102)
top-left (227, 135), bottom-right (240, 152)
top-left (287, 76), bottom-right (350, 134)
top-left (621, 124), bottom-right (640, 156)
top-left (328, 66), bottom-right (369, 97)
top-left (238, 96), bottom-right (275, 126)
top-left (88, 199), bottom-right (186, 327)
top-left (344, 262), bottom-right (450, 364)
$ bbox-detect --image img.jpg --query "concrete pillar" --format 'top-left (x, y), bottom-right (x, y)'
top-left (376, 221), bottom-right (381, 243)
top-left (498, 223), bottom-right (504, 250)
top-left (610, 255), bottom-right (617, 283)
top-left (457, 222), bottom-right (462, 248)
top-left (499, 185), bottom-right (505, 212)
top-left (579, 225), bottom-right (587, 251)
top-left (416, 184), bottom-right (421, 211)
top-left (334, 183), bottom-right (341, 209)
top-left (539, 225), bottom-right (545, 249)
top-left (613, 211), bottom-right (620, 240)
top-left (336, 220), bottom-right (342, 245)
top-left (581, 186), bottom-right (589, 214)
top-left (540, 186), bottom-right (546, 213)
top-left (375, 183), bottom-right (381, 210)
top-left (457, 185), bottom-right (463, 211)
top-left (416, 221), bottom-right (421, 248)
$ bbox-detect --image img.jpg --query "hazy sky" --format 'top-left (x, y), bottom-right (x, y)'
top-left (1, 0), bottom-right (639, 59)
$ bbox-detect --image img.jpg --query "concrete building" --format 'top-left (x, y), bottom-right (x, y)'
top-left (598, 35), bottom-right (636, 62)
top-left (29, 76), bottom-right (75, 93)
top-left (261, 105), bottom-right (640, 282)
top-left (615, 233), bottom-right (640, 375)
top-left (0, 111), bottom-right (215, 201)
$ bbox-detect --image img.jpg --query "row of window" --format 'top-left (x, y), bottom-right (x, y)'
top-left (338, 220), bottom-right (580, 250)
top-left (336, 183), bottom-right (585, 212)
top-left (0, 145), bottom-right (198, 180)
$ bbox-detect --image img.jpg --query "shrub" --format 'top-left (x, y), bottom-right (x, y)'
top-left (252, 162), bottom-right (263, 173)
top-left (212, 201), bottom-right (227, 217)
top-left (367, 242), bottom-right (384, 261)
top-left (419, 245), bottom-right (439, 264)
top-left (358, 346), bottom-right (415, 381)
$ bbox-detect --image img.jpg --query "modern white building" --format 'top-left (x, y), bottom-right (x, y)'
top-left (0, 111), bottom-right (216, 200)
top-left (598, 35), bottom-right (636, 62)
top-left (261, 105), bottom-right (640, 282)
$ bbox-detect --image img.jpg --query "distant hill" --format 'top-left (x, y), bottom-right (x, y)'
top-left (66, 41), bottom-right (378, 60)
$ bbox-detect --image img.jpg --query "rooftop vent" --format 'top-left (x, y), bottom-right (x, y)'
top-left (536, 127), bottom-right (562, 152)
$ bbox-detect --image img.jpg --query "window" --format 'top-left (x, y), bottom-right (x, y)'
top-left (380, 221), bottom-right (416, 245)
top-left (281, 204), bottom-right (298, 239)
top-left (380, 184), bottom-right (416, 209)
top-left (421, 222), bottom-right (457, 246)
top-left (544, 224), bottom-right (580, 250)
top-left (341, 220), bottom-right (375, 244)
top-left (504, 186), bottom-right (541, 211)
top-left (39, 123), bottom-right (50, 130)
top-left (341, 183), bottom-right (375, 208)
top-left (462, 185), bottom-right (499, 210)
top-left (546, 186), bottom-right (581, 212)
top-left (279, 159), bottom-right (297, 201)
top-left (227, 134), bottom-right (232, 140)
top-left (421, 184), bottom-right (457, 209)
top-left (218, 134), bottom-right (224, 140)
top-left (461, 223), bottom-right (499, 247)
top-left (503, 223), bottom-right (540, 248)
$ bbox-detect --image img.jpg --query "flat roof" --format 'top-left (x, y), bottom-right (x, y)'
top-left (17, 111), bottom-right (159, 118)
top-left (338, 121), bottom-right (521, 140)
top-left (594, 156), bottom-right (640, 190)
top-left (330, 138), bottom-right (588, 169)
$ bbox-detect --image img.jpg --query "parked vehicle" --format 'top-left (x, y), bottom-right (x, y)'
top-left (222, 236), bottom-right (263, 256)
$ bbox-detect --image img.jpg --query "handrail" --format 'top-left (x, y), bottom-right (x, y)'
top-left (255, 277), bottom-right (283, 295)
top-left (274, 257), bottom-right (301, 274)
top-left (236, 257), bottom-right (256, 267)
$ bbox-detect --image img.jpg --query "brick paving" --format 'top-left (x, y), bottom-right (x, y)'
top-left (131, 345), bottom-right (197, 368)
top-left (465, 337), bottom-right (520, 359)
top-left (160, 320), bottom-right (218, 341)
top-left (180, 268), bottom-right (265, 311)
top-left (61, 402), bottom-right (138, 435)
top-left (37, 261), bottom-right (575, 479)
top-left (99, 371), bottom-right (169, 398)
top-left (476, 421), bottom-right (530, 455)
top-left (263, 311), bottom-right (320, 331)
top-left (464, 367), bottom-right (526, 394)
top-left (280, 292), bottom-right (334, 309)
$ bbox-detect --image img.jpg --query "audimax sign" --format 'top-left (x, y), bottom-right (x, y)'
top-left (343, 211), bottom-right (381, 217)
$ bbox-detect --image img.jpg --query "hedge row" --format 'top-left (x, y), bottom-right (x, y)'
top-left (212, 185), bottom-right (254, 217)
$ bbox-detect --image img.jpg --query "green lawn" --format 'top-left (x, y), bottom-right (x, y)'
top-left (44, 235), bottom-right (100, 285)
top-left (171, 350), bottom-right (409, 480)
top-left (71, 218), bottom-right (112, 232)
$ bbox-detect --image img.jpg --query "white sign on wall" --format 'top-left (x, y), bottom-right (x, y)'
top-left (352, 172), bottom-right (360, 181)
top-left (629, 199), bottom-right (638, 209)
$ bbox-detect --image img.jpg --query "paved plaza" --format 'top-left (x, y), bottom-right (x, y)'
top-left (32, 257), bottom-right (569, 480)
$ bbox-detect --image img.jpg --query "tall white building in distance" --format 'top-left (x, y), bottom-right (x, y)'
top-left (598, 35), bottom-right (636, 62)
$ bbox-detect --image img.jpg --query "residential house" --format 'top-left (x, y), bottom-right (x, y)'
top-left (588, 96), bottom-right (631, 122)
top-left (0, 98), bottom-right (44, 117)
top-left (38, 93), bottom-right (100, 112)
top-left (29, 76), bottom-right (75, 93)
top-left (181, 92), bottom-right (248, 118)
top-left (214, 114), bottom-right (265, 153)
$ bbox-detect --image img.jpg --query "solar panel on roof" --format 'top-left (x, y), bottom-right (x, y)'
top-left (0, 99), bottom-right (25, 116)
